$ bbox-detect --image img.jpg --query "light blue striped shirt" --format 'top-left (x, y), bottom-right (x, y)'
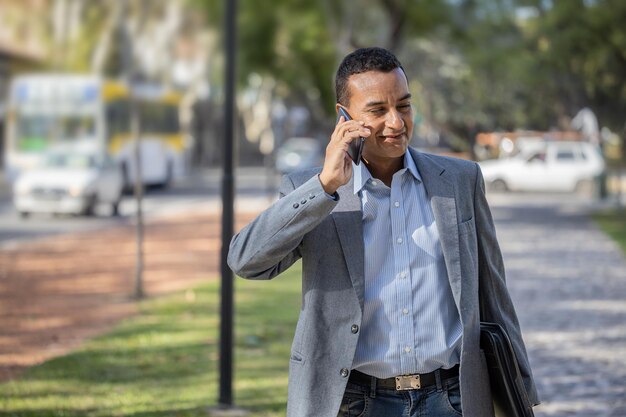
top-left (352, 152), bottom-right (462, 378)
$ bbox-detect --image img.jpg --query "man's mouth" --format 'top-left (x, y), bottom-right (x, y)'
top-left (380, 133), bottom-right (405, 140)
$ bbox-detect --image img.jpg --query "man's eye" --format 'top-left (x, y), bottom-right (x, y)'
top-left (370, 108), bottom-right (385, 114)
top-left (398, 104), bottom-right (412, 111)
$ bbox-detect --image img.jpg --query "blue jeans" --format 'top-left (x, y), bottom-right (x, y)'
top-left (337, 376), bottom-right (462, 417)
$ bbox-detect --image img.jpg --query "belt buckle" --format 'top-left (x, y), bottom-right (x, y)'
top-left (395, 374), bottom-right (421, 391)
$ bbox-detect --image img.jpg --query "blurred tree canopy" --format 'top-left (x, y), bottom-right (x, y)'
top-left (195, 0), bottom-right (625, 150)
top-left (41, 0), bottom-right (624, 151)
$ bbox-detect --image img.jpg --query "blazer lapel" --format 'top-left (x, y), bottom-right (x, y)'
top-left (332, 177), bottom-right (365, 312)
top-left (412, 149), bottom-right (462, 313)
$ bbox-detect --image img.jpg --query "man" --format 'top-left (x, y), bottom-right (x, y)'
top-left (228, 47), bottom-right (539, 416)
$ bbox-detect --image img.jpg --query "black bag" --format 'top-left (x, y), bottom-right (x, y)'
top-left (480, 321), bottom-right (535, 417)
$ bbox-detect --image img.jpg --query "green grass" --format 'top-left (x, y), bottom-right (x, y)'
top-left (592, 208), bottom-right (626, 254)
top-left (0, 264), bottom-right (303, 417)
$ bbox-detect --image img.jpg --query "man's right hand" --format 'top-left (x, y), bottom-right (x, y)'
top-left (319, 116), bottom-right (371, 195)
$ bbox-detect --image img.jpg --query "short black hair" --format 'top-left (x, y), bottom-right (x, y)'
top-left (335, 47), bottom-right (404, 106)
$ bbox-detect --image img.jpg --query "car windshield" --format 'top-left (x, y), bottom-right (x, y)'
top-left (526, 152), bottom-right (546, 163)
top-left (44, 153), bottom-right (96, 169)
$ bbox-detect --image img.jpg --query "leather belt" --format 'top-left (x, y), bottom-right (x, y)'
top-left (349, 365), bottom-right (459, 391)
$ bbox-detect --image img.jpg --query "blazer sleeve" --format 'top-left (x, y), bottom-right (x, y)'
top-left (227, 174), bottom-right (338, 280)
top-left (473, 163), bottom-right (540, 406)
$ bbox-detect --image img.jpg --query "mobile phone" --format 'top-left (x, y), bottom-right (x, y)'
top-left (336, 107), bottom-right (365, 165)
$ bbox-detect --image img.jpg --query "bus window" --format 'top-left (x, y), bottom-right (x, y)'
top-left (16, 114), bottom-right (96, 151)
top-left (164, 105), bottom-right (180, 133)
top-left (105, 100), bottom-right (131, 138)
top-left (139, 102), bottom-right (180, 134)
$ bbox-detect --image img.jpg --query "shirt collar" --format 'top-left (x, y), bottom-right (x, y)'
top-left (353, 151), bottom-right (421, 195)
top-left (353, 160), bottom-right (372, 194)
top-left (404, 150), bottom-right (422, 183)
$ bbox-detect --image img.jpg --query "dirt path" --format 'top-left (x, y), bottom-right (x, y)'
top-left (0, 208), bottom-right (259, 382)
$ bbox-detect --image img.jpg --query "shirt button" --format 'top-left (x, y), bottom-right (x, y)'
top-left (396, 238), bottom-right (403, 244)
top-left (371, 181), bottom-right (378, 186)
top-left (405, 346), bottom-right (411, 353)
top-left (351, 324), bottom-right (359, 334)
top-left (309, 193), bottom-right (315, 199)
top-left (399, 271), bottom-right (407, 279)
top-left (301, 199), bottom-right (307, 204)
top-left (340, 368), bottom-right (350, 377)
top-left (402, 308), bottom-right (409, 315)
top-left (293, 203), bottom-right (299, 209)
top-left (394, 201), bottom-right (400, 207)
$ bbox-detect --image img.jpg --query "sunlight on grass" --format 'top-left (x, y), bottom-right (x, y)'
top-left (592, 209), bottom-right (626, 254)
top-left (0, 263), bottom-right (303, 417)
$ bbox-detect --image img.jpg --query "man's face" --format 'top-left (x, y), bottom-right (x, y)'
top-left (342, 68), bottom-right (413, 166)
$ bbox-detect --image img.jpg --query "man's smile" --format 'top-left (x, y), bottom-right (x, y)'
top-left (379, 132), bottom-right (406, 140)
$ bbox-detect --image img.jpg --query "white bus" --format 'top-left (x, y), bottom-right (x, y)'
top-left (4, 74), bottom-right (187, 187)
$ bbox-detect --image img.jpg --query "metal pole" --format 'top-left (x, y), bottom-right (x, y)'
top-left (219, 0), bottom-right (237, 407)
top-left (120, 0), bottom-right (144, 300)
top-left (132, 97), bottom-right (144, 300)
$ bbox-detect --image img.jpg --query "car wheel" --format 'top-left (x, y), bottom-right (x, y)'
top-left (121, 162), bottom-right (133, 194)
top-left (82, 195), bottom-right (97, 216)
top-left (490, 179), bottom-right (508, 192)
top-left (111, 200), bottom-right (121, 217)
top-left (155, 161), bottom-right (174, 189)
top-left (575, 179), bottom-right (595, 197)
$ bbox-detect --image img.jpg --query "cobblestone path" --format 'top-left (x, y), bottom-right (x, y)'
top-left (488, 194), bottom-right (626, 417)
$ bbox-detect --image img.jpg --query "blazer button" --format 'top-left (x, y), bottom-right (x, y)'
top-left (351, 324), bottom-right (359, 334)
top-left (293, 203), bottom-right (299, 209)
top-left (340, 368), bottom-right (349, 378)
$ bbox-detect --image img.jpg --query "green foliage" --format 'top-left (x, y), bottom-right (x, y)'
top-left (405, 0), bottom-right (626, 144)
top-left (593, 209), bottom-right (626, 255)
top-left (277, 3), bottom-right (337, 110)
top-left (191, 0), bottom-right (337, 111)
top-left (189, 0), bottom-right (626, 148)
top-left (0, 265), bottom-right (304, 417)
top-left (529, 0), bottom-right (626, 130)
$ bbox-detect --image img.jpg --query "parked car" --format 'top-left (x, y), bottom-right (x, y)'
top-left (275, 137), bottom-right (324, 174)
top-left (13, 151), bottom-right (124, 217)
top-left (478, 141), bottom-right (605, 194)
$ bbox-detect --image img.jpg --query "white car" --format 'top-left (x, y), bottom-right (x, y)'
top-left (479, 141), bottom-right (605, 193)
top-left (13, 152), bottom-right (124, 217)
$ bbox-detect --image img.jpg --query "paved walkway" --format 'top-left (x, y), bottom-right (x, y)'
top-left (487, 193), bottom-right (626, 417)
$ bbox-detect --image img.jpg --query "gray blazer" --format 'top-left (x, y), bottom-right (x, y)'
top-left (228, 148), bottom-right (539, 417)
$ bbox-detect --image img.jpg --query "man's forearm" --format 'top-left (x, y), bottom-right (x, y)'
top-left (228, 175), bottom-right (338, 279)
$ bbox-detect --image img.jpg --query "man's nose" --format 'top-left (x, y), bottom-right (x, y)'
top-left (386, 109), bottom-right (404, 130)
